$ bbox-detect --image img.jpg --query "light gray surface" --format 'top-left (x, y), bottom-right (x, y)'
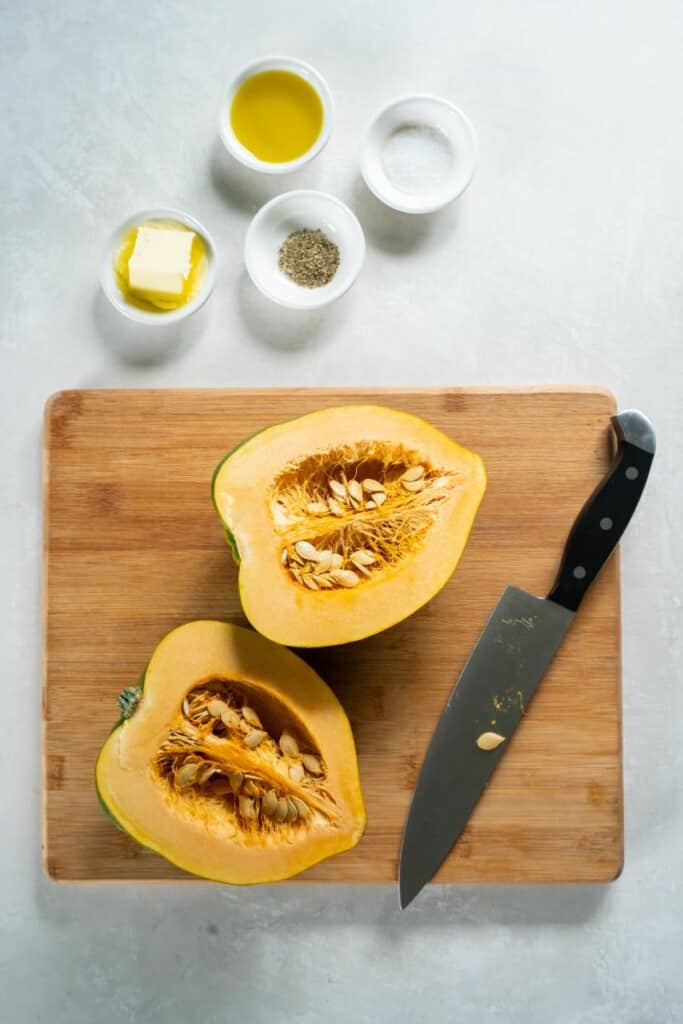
top-left (1, 1), bottom-right (681, 1021)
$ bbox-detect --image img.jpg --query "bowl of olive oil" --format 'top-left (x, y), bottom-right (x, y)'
top-left (220, 56), bottom-right (333, 174)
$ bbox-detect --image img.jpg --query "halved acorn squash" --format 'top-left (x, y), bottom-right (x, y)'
top-left (212, 404), bottom-right (486, 647)
top-left (96, 621), bottom-right (365, 883)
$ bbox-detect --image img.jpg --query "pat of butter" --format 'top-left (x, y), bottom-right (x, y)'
top-left (128, 226), bottom-right (195, 298)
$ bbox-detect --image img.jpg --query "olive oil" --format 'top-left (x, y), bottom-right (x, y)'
top-left (230, 70), bottom-right (323, 163)
top-left (113, 220), bottom-right (208, 313)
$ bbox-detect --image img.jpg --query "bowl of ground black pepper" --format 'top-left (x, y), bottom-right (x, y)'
top-left (244, 190), bottom-right (365, 309)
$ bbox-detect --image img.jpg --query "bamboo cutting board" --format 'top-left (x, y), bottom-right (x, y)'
top-left (43, 388), bottom-right (623, 884)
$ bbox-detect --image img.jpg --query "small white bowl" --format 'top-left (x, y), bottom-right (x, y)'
top-left (100, 208), bottom-right (217, 325)
top-left (245, 190), bottom-right (365, 309)
top-left (219, 56), bottom-right (334, 174)
top-left (361, 95), bottom-right (478, 214)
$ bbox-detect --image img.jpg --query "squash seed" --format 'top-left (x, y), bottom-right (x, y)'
top-left (196, 762), bottom-right (219, 785)
top-left (275, 797), bottom-right (289, 822)
top-left (365, 499), bottom-right (377, 509)
top-left (245, 729), bottom-right (267, 749)
top-left (329, 480), bottom-right (348, 500)
top-left (432, 476), bottom-right (450, 488)
top-left (303, 575), bottom-right (320, 591)
top-left (295, 540), bottom-right (319, 561)
top-left (316, 550), bottom-right (334, 572)
top-left (241, 705), bottom-right (262, 728)
top-left (286, 798), bottom-right (299, 822)
top-left (402, 465), bottom-right (425, 482)
top-left (207, 699), bottom-right (228, 718)
top-left (239, 795), bottom-right (256, 819)
top-left (289, 761), bottom-right (304, 783)
top-left (361, 478), bottom-right (385, 494)
top-left (307, 501), bottom-right (329, 515)
top-left (327, 497), bottom-right (345, 517)
top-left (302, 753), bottom-right (322, 776)
top-left (279, 731), bottom-right (299, 757)
top-left (182, 697), bottom-right (191, 717)
top-left (424, 491), bottom-right (444, 506)
top-left (291, 796), bottom-right (309, 819)
top-left (330, 568), bottom-right (361, 588)
top-left (243, 779), bottom-right (259, 797)
top-left (402, 479), bottom-right (425, 493)
top-left (281, 548), bottom-right (289, 565)
top-left (221, 707), bottom-right (240, 728)
top-left (350, 549), bottom-right (377, 567)
top-left (330, 553), bottom-right (344, 570)
top-left (175, 762), bottom-right (198, 788)
top-left (262, 789), bottom-right (278, 816)
top-left (229, 770), bottom-right (243, 793)
top-left (313, 573), bottom-right (334, 589)
top-left (347, 480), bottom-right (363, 503)
top-left (476, 731), bottom-right (506, 751)
top-left (372, 491), bottom-right (387, 506)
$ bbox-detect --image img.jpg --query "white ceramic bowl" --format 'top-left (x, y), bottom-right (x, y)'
top-left (361, 95), bottom-right (478, 214)
top-left (100, 208), bottom-right (217, 325)
top-left (245, 190), bottom-right (365, 309)
top-left (219, 56), bottom-right (334, 174)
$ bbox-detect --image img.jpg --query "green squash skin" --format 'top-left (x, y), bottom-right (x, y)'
top-left (96, 781), bottom-right (126, 833)
top-left (210, 420), bottom-right (293, 565)
top-left (210, 449), bottom-right (240, 561)
top-left (95, 667), bottom-right (148, 834)
top-left (224, 528), bottom-right (240, 564)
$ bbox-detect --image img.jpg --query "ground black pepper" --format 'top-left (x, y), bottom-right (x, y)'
top-left (278, 228), bottom-right (340, 288)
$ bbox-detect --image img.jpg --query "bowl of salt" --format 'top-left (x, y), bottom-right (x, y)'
top-left (361, 95), bottom-right (478, 214)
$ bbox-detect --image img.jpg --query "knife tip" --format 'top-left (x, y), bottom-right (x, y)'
top-left (398, 832), bottom-right (432, 909)
top-left (398, 874), bottom-right (420, 910)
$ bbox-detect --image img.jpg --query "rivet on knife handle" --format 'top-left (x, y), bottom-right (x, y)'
top-left (547, 410), bottom-right (656, 613)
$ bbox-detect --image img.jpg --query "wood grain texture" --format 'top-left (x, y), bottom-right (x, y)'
top-left (43, 388), bottom-right (622, 884)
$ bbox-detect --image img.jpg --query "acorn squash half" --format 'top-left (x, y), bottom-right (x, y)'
top-left (212, 404), bottom-right (486, 647)
top-left (96, 621), bottom-right (365, 883)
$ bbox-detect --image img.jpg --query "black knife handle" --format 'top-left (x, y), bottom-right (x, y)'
top-left (547, 410), bottom-right (655, 613)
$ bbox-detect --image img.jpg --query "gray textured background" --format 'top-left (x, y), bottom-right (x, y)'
top-left (2, 1), bottom-right (682, 1021)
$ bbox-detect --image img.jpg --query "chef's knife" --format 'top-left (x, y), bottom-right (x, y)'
top-left (399, 409), bottom-right (655, 909)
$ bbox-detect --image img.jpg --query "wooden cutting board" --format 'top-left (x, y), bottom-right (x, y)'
top-left (43, 388), bottom-right (623, 884)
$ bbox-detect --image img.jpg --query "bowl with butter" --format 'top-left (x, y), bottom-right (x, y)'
top-left (101, 209), bottom-right (217, 324)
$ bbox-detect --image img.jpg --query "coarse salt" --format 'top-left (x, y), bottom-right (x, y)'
top-left (380, 123), bottom-right (455, 196)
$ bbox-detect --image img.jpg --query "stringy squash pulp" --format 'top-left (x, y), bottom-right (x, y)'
top-left (96, 621), bottom-right (365, 883)
top-left (212, 405), bottom-right (487, 646)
